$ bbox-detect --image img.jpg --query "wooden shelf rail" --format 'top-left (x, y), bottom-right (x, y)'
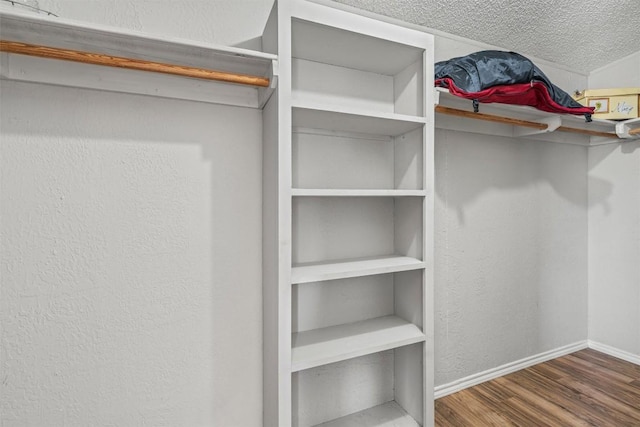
top-left (0, 40), bottom-right (271, 87)
top-left (435, 105), bottom-right (620, 139)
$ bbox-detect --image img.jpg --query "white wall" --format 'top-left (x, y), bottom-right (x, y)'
top-left (434, 130), bottom-right (589, 386)
top-left (35, 0), bottom-right (274, 49)
top-left (588, 49), bottom-right (640, 358)
top-left (432, 35), bottom-right (590, 386)
top-left (0, 1), bottom-right (272, 426)
top-left (588, 50), bottom-right (640, 89)
top-left (0, 80), bottom-right (263, 427)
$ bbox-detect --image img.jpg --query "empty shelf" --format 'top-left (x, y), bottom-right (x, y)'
top-left (292, 18), bottom-right (424, 76)
top-left (314, 401), bottom-right (420, 427)
top-left (291, 255), bottom-right (425, 284)
top-left (291, 189), bottom-right (426, 197)
top-left (292, 102), bottom-right (426, 137)
top-left (291, 315), bottom-right (425, 372)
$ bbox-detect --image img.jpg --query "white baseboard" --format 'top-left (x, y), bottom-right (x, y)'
top-left (434, 340), bottom-right (588, 399)
top-left (588, 340), bottom-right (640, 366)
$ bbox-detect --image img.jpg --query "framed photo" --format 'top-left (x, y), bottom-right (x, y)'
top-left (588, 98), bottom-right (609, 113)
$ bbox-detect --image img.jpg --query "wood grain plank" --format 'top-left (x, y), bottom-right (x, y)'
top-left (528, 362), bottom-right (567, 381)
top-left (572, 348), bottom-right (640, 379)
top-left (435, 391), bottom-right (512, 427)
top-left (465, 387), bottom-right (518, 426)
top-left (494, 375), bottom-right (591, 426)
top-left (447, 389), bottom-right (516, 426)
top-left (436, 349), bottom-right (640, 427)
top-left (509, 369), bottom-right (623, 426)
top-left (435, 399), bottom-right (471, 427)
top-left (548, 357), bottom-right (640, 406)
top-left (562, 353), bottom-right (637, 384)
top-left (551, 372), bottom-right (640, 426)
top-left (500, 396), bottom-right (566, 427)
top-left (473, 381), bottom-right (515, 405)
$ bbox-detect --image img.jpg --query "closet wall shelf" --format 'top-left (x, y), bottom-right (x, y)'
top-left (291, 315), bottom-right (425, 372)
top-left (0, 9), bottom-right (278, 109)
top-left (435, 88), bottom-right (639, 146)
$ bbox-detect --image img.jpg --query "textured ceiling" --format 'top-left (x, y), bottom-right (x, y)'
top-left (331, 0), bottom-right (640, 73)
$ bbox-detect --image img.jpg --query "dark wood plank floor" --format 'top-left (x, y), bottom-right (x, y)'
top-left (435, 348), bottom-right (640, 426)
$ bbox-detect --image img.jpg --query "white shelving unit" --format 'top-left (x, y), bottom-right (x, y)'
top-left (262, 1), bottom-right (435, 426)
top-left (0, 8), bottom-right (277, 108)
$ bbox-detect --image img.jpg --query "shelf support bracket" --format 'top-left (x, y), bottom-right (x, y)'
top-left (615, 118), bottom-right (640, 139)
top-left (513, 116), bottom-right (562, 137)
top-left (433, 87), bottom-right (441, 106)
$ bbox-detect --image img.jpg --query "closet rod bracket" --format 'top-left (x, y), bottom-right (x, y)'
top-left (258, 59), bottom-right (279, 108)
top-left (513, 116), bottom-right (561, 137)
top-left (615, 118), bottom-right (640, 139)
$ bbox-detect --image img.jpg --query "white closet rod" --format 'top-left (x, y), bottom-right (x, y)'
top-left (0, 40), bottom-right (271, 88)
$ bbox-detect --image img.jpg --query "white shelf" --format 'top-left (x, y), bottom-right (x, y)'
top-left (314, 401), bottom-right (420, 427)
top-left (291, 315), bottom-right (425, 372)
top-left (291, 4), bottom-right (425, 76)
top-left (292, 189), bottom-right (426, 197)
top-left (292, 101), bottom-right (426, 137)
top-left (435, 87), bottom-right (636, 146)
top-left (291, 255), bottom-right (425, 284)
top-left (0, 9), bottom-right (277, 108)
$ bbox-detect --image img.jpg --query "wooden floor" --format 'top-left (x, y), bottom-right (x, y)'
top-left (435, 348), bottom-right (640, 426)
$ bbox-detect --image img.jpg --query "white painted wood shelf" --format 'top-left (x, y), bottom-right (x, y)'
top-left (315, 401), bottom-right (421, 427)
top-left (293, 102), bottom-right (427, 136)
top-left (292, 189), bottom-right (427, 197)
top-left (0, 8), bottom-right (277, 108)
top-left (291, 315), bottom-right (425, 372)
top-left (435, 88), bottom-right (640, 146)
top-left (291, 17), bottom-right (423, 76)
top-left (292, 255), bottom-right (425, 284)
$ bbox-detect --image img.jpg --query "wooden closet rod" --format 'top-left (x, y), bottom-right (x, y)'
top-left (630, 127), bottom-right (640, 136)
top-left (435, 105), bottom-right (547, 130)
top-left (0, 40), bottom-right (271, 88)
top-left (435, 105), bottom-right (619, 139)
top-left (557, 125), bottom-right (620, 138)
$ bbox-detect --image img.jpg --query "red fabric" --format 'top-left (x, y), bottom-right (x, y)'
top-left (436, 78), bottom-right (594, 116)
